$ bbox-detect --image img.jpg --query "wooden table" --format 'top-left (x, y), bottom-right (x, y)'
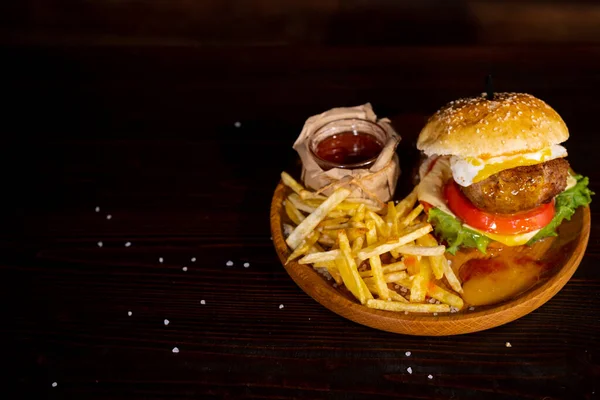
top-left (3, 45), bottom-right (599, 399)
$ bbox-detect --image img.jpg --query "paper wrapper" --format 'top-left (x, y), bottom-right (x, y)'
top-left (293, 103), bottom-right (401, 204)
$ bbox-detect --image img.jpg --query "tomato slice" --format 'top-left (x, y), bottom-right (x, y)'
top-left (420, 201), bottom-right (434, 213)
top-left (444, 181), bottom-right (555, 235)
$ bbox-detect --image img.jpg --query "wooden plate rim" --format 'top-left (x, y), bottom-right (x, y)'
top-left (270, 181), bottom-right (591, 336)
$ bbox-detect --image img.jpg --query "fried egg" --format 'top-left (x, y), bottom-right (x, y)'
top-left (450, 144), bottom-right (568, 187)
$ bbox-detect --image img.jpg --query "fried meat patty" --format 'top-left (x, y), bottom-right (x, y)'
top-left (460, 158), bottom-right (570, 214)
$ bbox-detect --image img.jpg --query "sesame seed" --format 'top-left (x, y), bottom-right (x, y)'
top-left (226, 260), bottom-right (234, 266)
top-left (405, 351), bottom-right (411, 356)
top-left (106, 214), bottom-right (112, 220)
top-left (159, 257), bottom-right (164, 263)
top-left (506, 342), bottom-right (512, 348)
top-left (407, 367), bottom-right (413, 374)
top-left (182, 266), bottom-right (188, 272)
top-left (200, 300), bottom-right (206, 305)
top-left (172, 347), bottom-right (179, 353)
top-left (191, 257), bottom-right (196, 262)
top-left (124, 242), bottom-right (131, 247)
top-left (97, 241), bottom-right (103, 247)
top-left (127, 311), bottom-right (132, 316)
top-left (279, 304), bottom-right (284, 309)
top-left (243, 262), bottom-right (250, 268)
top-left (95, 206), bottom-right (100, 212)
top-left (51, 382), bottom-right (58, 388)
top-left (234, 121), bottom-right (241, 128)
top-left (164, 319), bottom-right (170, 326)
top-left (428, 374), bottom-right (433, 380)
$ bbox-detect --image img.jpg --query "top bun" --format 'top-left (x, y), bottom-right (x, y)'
top-left (417, 93), bottom-right (569, 158)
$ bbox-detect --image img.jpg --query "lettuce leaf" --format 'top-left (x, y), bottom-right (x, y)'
top-left (527, 174), bottom-right (593, 244)
top-left (427, 207), bottom-right (491, 255)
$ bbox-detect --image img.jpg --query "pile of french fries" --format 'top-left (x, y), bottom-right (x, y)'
top-left (281, 172), bottom-right (464, 314)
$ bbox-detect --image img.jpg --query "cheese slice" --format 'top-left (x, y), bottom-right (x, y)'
top-left (418, 156), bottom-right (540, 246)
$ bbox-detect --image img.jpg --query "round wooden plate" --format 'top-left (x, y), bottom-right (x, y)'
top-left (270, 181), bottom-right (591, 336)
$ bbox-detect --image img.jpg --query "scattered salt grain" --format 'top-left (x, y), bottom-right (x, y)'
top-left (404, 311), bottom-right (409, 315)
top-left (172, 347), bottom-right (179, 353)
top-left (51, 382), bottom-right (57, 387)
top-left (182, 266), bottom-right (188, 272)
top-left (124, 242), bottom-right (131, 247)
top-left (506, 342), bottom-right (512, 348)
top-left (405, 351), bottom-right (411, 357)
top-left (226, 260), bottom-right (234, 266)
top-left (95, 206), bottom-right (100, 212)
top-left (106, 214), bottom-right (112, 220)
top-left (428, 298), bottom-right (436, 304)
top-left (332, 283), bottom-right (338, 288)
top-left (234, 121), bottom-right (242, 128)
top-left (450, 306), bottom-right (459, 313)
top-left (127, 311), bottom-right (132, 316)
top-left (433, 313), bottom-right (438, 316)
top-left (428, 374), bottom-right (433, 380)
top-left (469, 306), bottom-right (475, 311)
top-left (159, 257), bottom-right (164, 263)
top-left (164, 319), bottom-right (170, 326)
top-left (407, 367), bottom-right (413, 374)
top-left (97, 241), bottom-right (103, 248)
top-left (191, 257), bottom-right (196, 262)
top-left (200, 300), bottom-right (206, 305)
top-left (435, 300), bottom-right (441, 305)
top-left (279, 304), bottom-right (284, 309)
top-left (243, 262), bottom-right (250, 268)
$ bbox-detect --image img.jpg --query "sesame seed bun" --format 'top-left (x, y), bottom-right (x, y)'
top-left (417, 93), bottom-right (569, 158)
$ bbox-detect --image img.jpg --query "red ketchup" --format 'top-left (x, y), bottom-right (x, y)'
top-left (314, 132), bottom-right (383, 167)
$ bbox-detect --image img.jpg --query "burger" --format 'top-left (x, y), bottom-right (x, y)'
top-left (416, 92), bottom-right (592, 255)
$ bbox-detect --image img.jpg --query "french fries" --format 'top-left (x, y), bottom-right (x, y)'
top-left (365, 220), bottom-right (389, 300)
top-left (410, 258), bottom-right (432, 302)
top-left (356, 223), bottom-right (433, 261)
top-left (395, 244), bottom-right (446, 257)
top-left (367, 299), bottom-right (451, 313)
top-left (416, 234), bottom-right (445, 279)
top-left (337, 231), bottom-right (373, 304)
top-left (281, 171), bottom-right (466, 314)
top-left (286, 187), bottom-right (351, 249)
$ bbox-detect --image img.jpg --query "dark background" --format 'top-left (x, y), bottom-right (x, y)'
top-left (2, 1), bottom-right (600, 399)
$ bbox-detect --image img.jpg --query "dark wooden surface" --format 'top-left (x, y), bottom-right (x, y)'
top-left (2, 45), bottom-right (600, 399)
